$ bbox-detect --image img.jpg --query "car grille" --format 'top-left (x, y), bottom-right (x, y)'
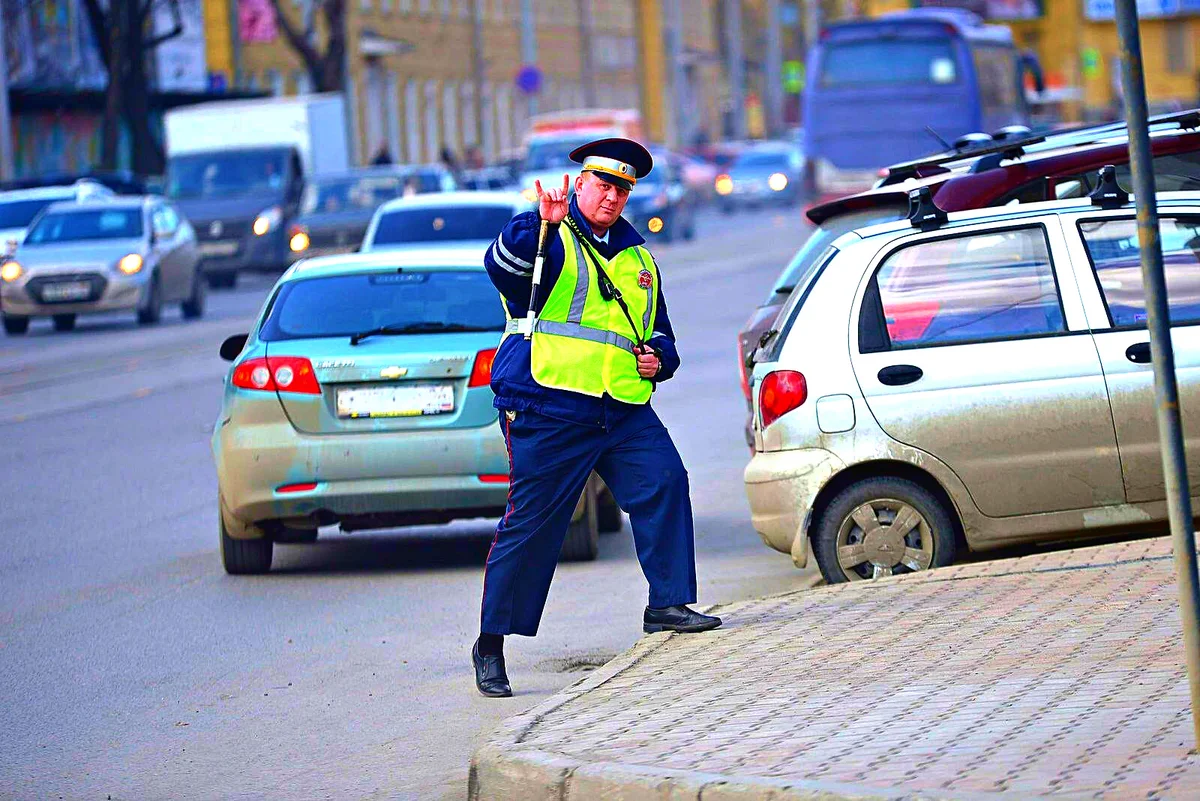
top-left (197, 219), bottom-right (251, 241)
top-left (26, 272), bottom-right (108, 304)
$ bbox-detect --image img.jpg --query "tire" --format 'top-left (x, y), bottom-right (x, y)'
top-left (52, 314), bottom-right (76, 332)
top-left (812, 477), bottom-right (956, 585)
top-left (207, 270), bottom-right (237, 290)
top-left (559, 484), bottom-right (599, 562)
top-left (2, 314), bottom-right (28, 335)
top-left (597, 483), bottom-right (624, 533)
top-left (181, 268), bottom-right (207, 320)
top-left (220, 513), bottom-right (273, 574)
top-left (137, 274), bottom-right (162, 325)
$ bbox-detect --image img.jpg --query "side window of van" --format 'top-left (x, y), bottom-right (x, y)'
top-left (861, 225), bottom-right (1065, 351)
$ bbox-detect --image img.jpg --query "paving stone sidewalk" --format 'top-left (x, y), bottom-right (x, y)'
top-left (470, 537), bottom-right (1200, 800)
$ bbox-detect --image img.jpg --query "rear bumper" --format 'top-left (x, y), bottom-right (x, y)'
top-left (213, 413), bottom-right (511, 537)
top-left (0, 271), bottom-right (148, 317)
top-left (744, 448), bottom-right (843, 567)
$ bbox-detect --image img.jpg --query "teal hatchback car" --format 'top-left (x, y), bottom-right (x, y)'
top-left (212, 245), bottom-right (613, 573)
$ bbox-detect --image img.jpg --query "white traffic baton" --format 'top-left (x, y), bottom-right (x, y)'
top-left (522, 219), bottom-right (555, 340)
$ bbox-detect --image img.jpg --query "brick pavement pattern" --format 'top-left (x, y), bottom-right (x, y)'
top-left (470, 538), bottom-right (1200, 800)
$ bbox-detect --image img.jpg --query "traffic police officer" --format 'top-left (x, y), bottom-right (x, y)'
top-left (473, 138), bottom-right (722, 698)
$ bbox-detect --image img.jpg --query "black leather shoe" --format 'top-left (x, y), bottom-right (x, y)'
top-left (643, 605), bottom-right (723, 634)
top-left (472, 639), bottom-right (513, 698)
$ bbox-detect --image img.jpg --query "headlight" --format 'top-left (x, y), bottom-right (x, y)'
top-left (118, 253), bottom-right (144, 275)
top-left (715, 175), bottom-right (733, 196)
top-left (647, 217), bottom-right (664, 234)
top-left (1, 261), bottom-right (22, 282)
top-left (289, 228), bottom-right (310, 253)
top-left (768, 173), bottom-right (789, 192)
top-left (521, 187), bottom-right (538, 203)
top-left (253, 206), bottom-right (283, 236)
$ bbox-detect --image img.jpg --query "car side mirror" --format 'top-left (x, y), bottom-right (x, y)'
top-left (220, 333), bottom-right (249, 361)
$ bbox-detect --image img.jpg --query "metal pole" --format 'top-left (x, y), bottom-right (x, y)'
top-left (764, 0), bottom-right (783, 137)
top-left (724, 0), bottom-right (746, 140)
top-left (0, 0), bottom-right (16, 181)
top-left (520, 0), bottom-right (537, 118)
top-left (576, 0), bottom-right (596, 108)
top-left (663, 0), bottom-right (687, 149)
top-left (1114, 0), bottom-right (1200, 748)
top-left (471, 0), bottom-right (487, 147)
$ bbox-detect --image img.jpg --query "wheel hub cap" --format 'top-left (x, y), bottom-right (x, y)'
top-left (862, 527), bottom-right (906, 568)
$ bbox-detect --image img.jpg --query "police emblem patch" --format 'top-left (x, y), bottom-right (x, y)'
top-left (638, 268), bottom-right (654, 290)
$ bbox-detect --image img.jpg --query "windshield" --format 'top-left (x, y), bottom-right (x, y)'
top-left (370, 206), bottom-right (514, 246)
top-left (167, 149), bottom-right (289, 199)
top-left (819, 38), bottom-right (959, 88)
top-left (25, 208), bottom-right (143, 244)
top-left (259, 270), bottom-right (506, 341)
top-left (525, 138), bottom-right (597, 172)
top-left (769, 205), bottom-right (907, 300)
top-left (0, 198), bottom-right (57, 229)
top-left (732, 151), bottom-right (793, 170)
top-left (301, 175), bottom-right (405, 215)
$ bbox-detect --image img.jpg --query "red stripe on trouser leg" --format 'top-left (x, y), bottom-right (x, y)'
top-left (480, 414), bottom-right (515, 620)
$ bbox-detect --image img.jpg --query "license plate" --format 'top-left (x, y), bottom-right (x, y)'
top-left (336, 383), bottom-right (455, 419)
top-left (40, 281), bottom-right (91, 302)
top-left (199, 240), bottom-right (239, 257)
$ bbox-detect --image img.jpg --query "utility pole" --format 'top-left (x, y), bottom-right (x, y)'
top-left (1113, 0), bottom-right (1200, 748)
top-left (471, 0), bottom-right (486, 147)
top-left (520, 0), bottom-right (537, 118)
top-left (663, 0), bottom-right (687, 148)
top-left (0, 4), bottom-right (13, 181)
top-left (724, 0), bottom-right (746, 140)
top-left (764, 0), bottom-right (783, 137)
top-left (576, 0), bottom-right (596, 108)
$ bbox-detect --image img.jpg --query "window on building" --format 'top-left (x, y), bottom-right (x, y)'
top-left (406, 79), bottom-right (422, 164)
top-left (972, 45), bottom-right (1020, 120)
top-left (1167, 23), bottom-right (1193, 75)
top-left (862, 226), bottom-right (1064, 350)
top-left (424, 81), bottom-right (440, 163)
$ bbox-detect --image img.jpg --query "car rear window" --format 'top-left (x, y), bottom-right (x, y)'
top-left (769, 206), bottom-right (907, 300)
top-left (819, 38), bottom-right (958, 88)
top-left (370, 206), bottom-right (514, 247)
top-left (1079, 216), bottom-right (1200, 327)
top-left (259, 270), bottom-right (506, 342)
top-left (25, 208), bottom-right (143, 243)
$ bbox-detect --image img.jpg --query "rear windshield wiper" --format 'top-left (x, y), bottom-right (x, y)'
top-left (773, 285), bottom-right (795, 295)
top-left (350, 322), bottom-right (499, 345)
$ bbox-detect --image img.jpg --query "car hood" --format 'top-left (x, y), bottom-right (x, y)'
top-left (169, 194), bottom-right (283, 224)
top-left (16, 239), bottom-right (145, 271)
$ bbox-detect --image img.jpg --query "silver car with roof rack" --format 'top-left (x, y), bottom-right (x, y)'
top-left (745, 172), bottom-right (1200, 584)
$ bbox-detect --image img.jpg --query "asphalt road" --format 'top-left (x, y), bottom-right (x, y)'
top-left (0, 208), bottom-right (818, 800)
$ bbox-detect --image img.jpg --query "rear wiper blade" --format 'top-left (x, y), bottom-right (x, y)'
top-left (774, 285), bottom-right (795, 295)
top-left (350, 321), bottom-right (495, 345)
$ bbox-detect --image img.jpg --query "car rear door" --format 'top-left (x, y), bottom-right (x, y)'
top-left (849, 216), bottom-right (1125, 518)
top-left (1063, 207), bottom-right (1200, 504)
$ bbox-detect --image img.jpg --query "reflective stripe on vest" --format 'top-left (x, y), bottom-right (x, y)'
top-left (526, 225), bottom-right (658, 403)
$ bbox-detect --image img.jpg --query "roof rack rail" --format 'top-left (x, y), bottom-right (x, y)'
top-left (907, 186), bottom-right (948, 230)
top-left (1089, 165), bottom-right (1129, 209)
top-left (878, 132), bottom-right (1046, 186)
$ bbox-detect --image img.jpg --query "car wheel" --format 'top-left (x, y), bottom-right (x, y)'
top-left (220, 513), bottom-right (273, 574)
top-left (181, 269), bottom-right (207, 320)
top-left (560, 483), bottom-right (599, 562)
top-left (2, 313), bottom-right (29, 335)
top-left (597, 482), bottom-right (623, 533)
top-left (207, 270), bottom-right (237, 290)
top-left (137, 274), bottom-right (162, 325)
top-left (812, 477), bottom-right (956, 584)
top-left (52, 314), bottom-right (76, 332)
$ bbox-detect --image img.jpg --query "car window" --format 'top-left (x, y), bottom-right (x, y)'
top-left (369, 206), bottom-right (514, 246)
top-left (151, 207), bottom-right (174, 238)
top-left (819, 38), bottom-right (958, 88)
top-left (259, 270), bottom-right (506, 341)
top-left (302, 175), bottom-right (405, 214)
top-left (764, 246), bottom-right (840, 362)
top-left (1078, 216), bottom-right (1200, 327)
top-left (0, 198), bottom-right (56, 229)
top-left (25, 208), bottom-right (144, 243)
top-left (1054, 149), bottom-right (1200, 200)
top-left (864, 225), bottom-right (1064, 350)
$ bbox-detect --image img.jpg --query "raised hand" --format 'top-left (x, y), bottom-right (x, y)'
top-left (535, 173), bottom-right (571, 224)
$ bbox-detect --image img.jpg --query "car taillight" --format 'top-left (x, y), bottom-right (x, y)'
top-left (759, 370), bottom-right (807, 429)
top-left (469, 348), bottom-right (497, 388)
top-left (738, 339), bottom-right (751, 401)
top-left (231, 356), bottom-right (321, 394)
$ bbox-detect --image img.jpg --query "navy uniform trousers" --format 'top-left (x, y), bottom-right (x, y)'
top-left (480, 403), bottom-right (698, 636)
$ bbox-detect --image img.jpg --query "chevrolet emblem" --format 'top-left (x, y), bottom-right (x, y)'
top-left (380, 366), bottom-right (408, 378)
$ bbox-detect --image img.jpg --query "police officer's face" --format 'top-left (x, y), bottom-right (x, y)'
top-left (575, 172), bottom-right (630, 230)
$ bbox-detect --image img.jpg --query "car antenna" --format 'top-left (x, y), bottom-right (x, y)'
top-left (907, 186), bottom-right (948, 231)
top-left (924, 125), bottom-right (953, 152)
top-left (1088, 165), bottom-right (1129, 209)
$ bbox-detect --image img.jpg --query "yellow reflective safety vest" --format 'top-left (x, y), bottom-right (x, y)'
top-left (506, 224), bottom-right (659, 404)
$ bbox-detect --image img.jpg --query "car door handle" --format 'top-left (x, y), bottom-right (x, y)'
top-left (1125, 342), bottom-right (1152, 364)
top-left (878, 364), bottom-right (923, 386)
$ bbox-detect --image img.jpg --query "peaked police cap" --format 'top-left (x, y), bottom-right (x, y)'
top-left (569, 138), bottom-right (654, 191)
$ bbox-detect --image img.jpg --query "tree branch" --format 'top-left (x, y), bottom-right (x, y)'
top-left (78, 0), bottom-right (113, 69)
top-left (140, 0), bottom-right (183, 49)
top-left (267, 0), bottom-right (323, 73)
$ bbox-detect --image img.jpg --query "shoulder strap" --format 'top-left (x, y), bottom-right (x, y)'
top-left (563, 218), bottom-right (645, 348)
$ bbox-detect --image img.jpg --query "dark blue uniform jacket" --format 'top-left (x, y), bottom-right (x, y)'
top-left (484, 196), bottom-right (681, 427)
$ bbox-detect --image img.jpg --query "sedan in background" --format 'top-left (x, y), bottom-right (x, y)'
top-left (1, 197), bottom-right (203, 334)
top-left (286, 167), bottom-right (409, 264)
top-left (715, 143), bottom-right (805, 213)
top-left (0, 181), bottom-right (114, 257)
top-left (623, 152), bottom-right (696, 243)
top-left (212, 245), bottom-right (609, 574)
top-left (361, 191), bottom-right (533, 253)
